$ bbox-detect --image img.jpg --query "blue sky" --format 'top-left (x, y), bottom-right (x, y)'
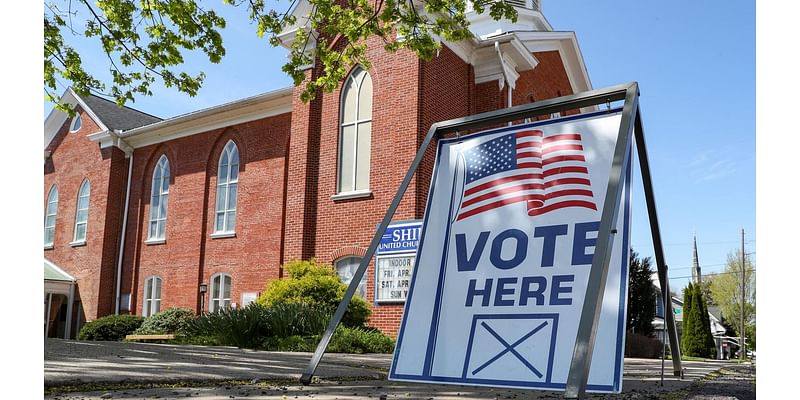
top-left (42, 0), bottom-right (756, 293)
top-left (545, 0), bottom-right (756, 292)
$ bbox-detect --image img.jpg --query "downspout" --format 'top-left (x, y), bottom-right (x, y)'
top-left (114, 134), bottom-right (134, 314)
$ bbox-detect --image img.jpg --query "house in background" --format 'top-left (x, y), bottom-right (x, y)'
top-left (652, 286), bottom-right (730, 359)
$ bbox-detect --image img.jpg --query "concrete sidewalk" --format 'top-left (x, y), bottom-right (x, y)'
top-left (44, 339), bottom-right (754, 399)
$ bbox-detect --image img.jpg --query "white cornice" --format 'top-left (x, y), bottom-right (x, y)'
top-left (467, 7), bottom-right (553, 38)
top-left (87, 131), bottom-right (134, 155)
top-left (469, 34), bottom-right (538, 89)
top-left (112, 88), bottom-right (293, 149)
top-left (276, 0), bottom-right (317, 53)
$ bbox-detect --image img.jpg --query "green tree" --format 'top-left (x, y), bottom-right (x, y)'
top-left (695, 284), bottom-right (716, 358)
top-left (681, 283), bottom-right (715, 358)
top-left (680, 283), bottom-right (695, 356)
top-left (707, 251), bottom-right (755, 347)
top-left (45, 0), bottom-right (518, 113)
top-left (626, 250), bottom-right (656, 337)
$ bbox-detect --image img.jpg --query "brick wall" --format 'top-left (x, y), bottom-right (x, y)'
top-left (46, 42), bottom-right (582, 339)
top-left (120, 113), bottom-right (291, 315)
top-left (514, 51), bottom-right (578, 115)
top-left (44, 107), bottom-right (125, 321)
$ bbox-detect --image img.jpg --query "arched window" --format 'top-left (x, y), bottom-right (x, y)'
top-left (44, 185), bottom-right (58, 247)
top-left (335, 256), bottom-right (367, 298)
top-left (73, 179), bottom-right (90, 243)
top-left (142, 276), bottom-right (162, 317)
top-left (148, 155), bottom-right (170, 241)
top-left (214, 141), bottom-right (239, 234)
top-left (209, 273), bottom-right (232, 313)
top-left (69, 115), bottom-right (82, 133)
top-left (338, 66), bottom-right (373, 194)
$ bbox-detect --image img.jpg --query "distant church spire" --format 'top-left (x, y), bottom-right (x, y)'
top-left (692, 233), bottom-right (702, 284)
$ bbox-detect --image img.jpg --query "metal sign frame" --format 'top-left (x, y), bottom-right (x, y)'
top-left (299, 82), bottom-right (682, 399)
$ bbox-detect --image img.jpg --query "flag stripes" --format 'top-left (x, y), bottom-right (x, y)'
top-left (456, 129), bottom-right (597, 221)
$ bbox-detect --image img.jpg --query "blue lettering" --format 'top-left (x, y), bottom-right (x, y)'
top-left (519, 276), bottom-right (547, 306)
top-left (466, 278), bottom-right (493, 307)
top-left (489, 229), bottom-right (528, 270)
top-left (494, 277), bottom-right (517, 306)
top-left (534, 224), bottom-right (568, 267)
top-left (572, 222), bottom-right (600, 265)
top-left (456, 231), bottom-right (490, 272)
top-left (550, 275), bottom-right (574, 305)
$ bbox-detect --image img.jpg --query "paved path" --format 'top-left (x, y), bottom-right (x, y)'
top-left (44, 339), bottom-right (754, 399)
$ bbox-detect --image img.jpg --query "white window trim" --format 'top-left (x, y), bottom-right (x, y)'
top-left (142, 275), bottom-right (162, 317)
top-left (331, 190), bottom-right (372, 201)
top-left (210, 231), bottom-right (237, 239)
top-left (73, 179), bottom-right (90, 243)
top-left (214, 141), bottom-right (239, 234)
top-left (209, 273), bottom-right (232, 313)
top-left (144, 238), bottom-right (166, 245)
top-left (44, 185), bottom-right (58, 248)
top-left (148, 155), bottom-right (170, 241)
top-left (337, 66), bottom-right (373, 194)
top-left (335, 256), bottom-right (367, 299)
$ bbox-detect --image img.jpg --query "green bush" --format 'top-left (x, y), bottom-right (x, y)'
top-left (265, 302), bottom-right (330, 338)
top-left (78, 314), bottom-right (144, 341)
top-left (258, 259), bottom-right (371, 327)
top-left (325, 326), bottom-right (396, 354)
top-left (133, 307), bottom-right (195, 336)
top-left (174, 334), bottom-right (221, 346)
top-left (185, 303), bottom-right (270, 349)
top-left (261, 335), bottom-right (316, 352)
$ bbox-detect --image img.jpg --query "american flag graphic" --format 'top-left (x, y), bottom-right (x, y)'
top-left (455, 129), bottom-right (597, 221)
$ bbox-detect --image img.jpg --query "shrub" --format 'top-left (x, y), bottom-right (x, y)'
top-left (185, 303), bottom-right (270, 349)
top-left (258, 259), bottom-right (371, 327)
top-left (325, 326), bottom-right (396, 354)
top-left (78, 314), bottom-right (144, 341)
top-left (133, 307), bottom-right (195, 336)
top-left (265, 302), bottom-right (330, 338)
top-left (625, 332), bottom-right (663, 358)
top-left (261, 335), bottom-right (316, 352)
top-left (174, 335), bottom-right (221, 346)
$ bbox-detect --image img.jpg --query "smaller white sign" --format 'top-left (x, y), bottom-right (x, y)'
top-left (376, 254), bottom-right (415, 303)
top-left (241, 292), bottom-right (258, 307)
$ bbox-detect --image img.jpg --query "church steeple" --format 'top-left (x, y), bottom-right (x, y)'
top-left (692, 234), bottom-right (702, 284)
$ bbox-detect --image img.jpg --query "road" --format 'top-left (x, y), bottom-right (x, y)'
top-left (44, 339), bottom-right (755, 399)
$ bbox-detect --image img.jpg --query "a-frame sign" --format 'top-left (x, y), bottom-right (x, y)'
top-left (299, 82), bottom-right (682, 399)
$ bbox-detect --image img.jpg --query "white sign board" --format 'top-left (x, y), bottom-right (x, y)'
top-left (376, 254), bottom-right (415, 302)
top-left (375, 220), bottom-right (422, 303)
top-left (389, 110), bottom-right (632, 393)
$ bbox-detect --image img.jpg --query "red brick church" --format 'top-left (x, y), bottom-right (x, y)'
top-left (43, 1), bottom-right (594, 339)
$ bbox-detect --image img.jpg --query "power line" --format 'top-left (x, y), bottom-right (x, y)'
top-left (667, 262), bottom-right (728, 271)
top-left (667, 268), bottom-right (756, 280)
top-left (632, 239), bottom-right (756, 248)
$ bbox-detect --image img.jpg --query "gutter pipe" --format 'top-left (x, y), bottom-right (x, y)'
top-left (114, 135), bottom-right (134, 314)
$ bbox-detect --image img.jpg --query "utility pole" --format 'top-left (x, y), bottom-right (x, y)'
top-left (740, 228), bottom-right (746, 360)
